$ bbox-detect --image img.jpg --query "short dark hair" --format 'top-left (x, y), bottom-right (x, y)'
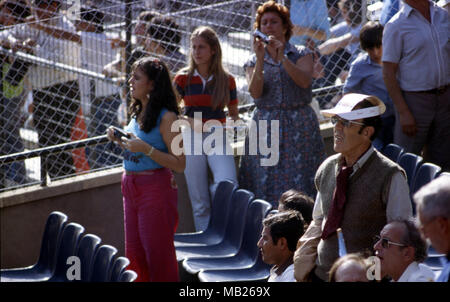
top-left (355, 99), bottom-right (382, 141)
top-left (338, 0), bottom-right (363, 26)
top-left (263, 211), bottom-right (305, 252)
top-left (147, 16), bottom-right (181, 53)
top-left (137, 10), bottom-right (158, 23)
top-left (278, 189), bottom-right (314, 226)
top-left (359, 21), bottom-right (383, 51)
top-left (394, 219), bottom-right (428, 263)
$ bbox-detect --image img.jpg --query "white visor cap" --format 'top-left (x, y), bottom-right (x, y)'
top-left (321, 93), bottom-right (386, 120)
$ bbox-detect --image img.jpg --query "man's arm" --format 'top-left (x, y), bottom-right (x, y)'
top-left (294, 193), bottom-right (323, 282)
top-left (386, 171), bottom-right (413, 221)
top-left (382, 61), bottom-right (417, 136)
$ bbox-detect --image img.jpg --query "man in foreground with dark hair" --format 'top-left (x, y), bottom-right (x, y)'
top-left (294, 93), bottom-right (412, 282)
top-left (258, 211), bottom-right (305, 282)
top-left (374, 219), bottom-right (435, 282)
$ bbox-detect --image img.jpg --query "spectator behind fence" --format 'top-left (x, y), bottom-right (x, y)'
top-left (0, 0), bottom-right (31, 188)
top-left (106, 57), bottom-right (185, 281)
top-left (0, 0), bottom-right (82, 179)
top-left (289, 0), bottom-right (329, 80)
top-left (328, 253), bottom-right (369, 282)
top-left (239, 1), bottom-right (326, 206)
top-left (258, 211), bottom-right (305, 282)
top-left (382, 0), bottom-right (449, 171)
top-left (293, 93), bottom-right (412, 282)
top-left (75, 3), bottom-right (122, 169)
top-left (317, 0), bottom-right (364, 89)
top-left (414, 175), bottom-right (450, 282)
top-left (278, 189), bottom-right (314, 227)
top-left (342, 21), bottom-right (395, 150)
top-left (173, 26), bottom-right (239, 232)
top-left (145, 15), bottom-right (185, 74)
top-left (373, 219), bottom-right (434, 282)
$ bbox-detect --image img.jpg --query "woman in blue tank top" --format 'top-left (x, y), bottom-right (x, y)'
top-left (106, 57), bottom-right (185, 282)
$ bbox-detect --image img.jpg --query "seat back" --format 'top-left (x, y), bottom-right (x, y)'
top-left (382, 143), bottom-right (404, 162)
top-left (109, 257), bottom-right (130, 282)
top-left (411, 163), bottom-right (442, 195)
top-left (205, 180), bottom-right (238, 236)
top-left (239, 199), bottom-right (272, 261)
top-left (398, 152), bottom-right (423, 189)
top-left (50, 222), bottom-right (85, 281)
top-left (35, 211), bottom-right (68, 273)
top-left (75, 234), bottom-right (101, 281)
top-left (89, 245), bottom-right (118, 282)
top-left (119, 270), bottom-right (138, 282)
top-left (223, 189), bottom-right (254, 249)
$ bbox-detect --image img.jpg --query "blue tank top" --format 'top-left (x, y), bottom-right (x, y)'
top-left (123, 108), bottom-right (169, 171)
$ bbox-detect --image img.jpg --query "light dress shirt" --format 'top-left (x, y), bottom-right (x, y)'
top-left (382, 1), bottom-right (449, 91)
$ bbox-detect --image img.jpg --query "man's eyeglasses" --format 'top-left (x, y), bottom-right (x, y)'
top-left (330, 116), bottom-right (365, 128)
top-left (374, 235), bottom-right (406, 249)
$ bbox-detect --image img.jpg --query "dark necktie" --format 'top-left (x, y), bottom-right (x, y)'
top-left (321, 165), bottom-right (353, 240)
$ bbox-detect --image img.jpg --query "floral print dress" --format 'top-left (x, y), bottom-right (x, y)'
top-left (239, 43), bottom-right (326, 206)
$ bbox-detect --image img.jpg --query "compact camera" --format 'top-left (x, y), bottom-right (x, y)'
top-left (112, 126), bottom-right (131, 140)
top-left (253, 29), bottom-right (270, 44)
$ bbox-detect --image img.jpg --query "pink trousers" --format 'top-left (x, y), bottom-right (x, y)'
top-left (121, 168), bottom-right (179, 282)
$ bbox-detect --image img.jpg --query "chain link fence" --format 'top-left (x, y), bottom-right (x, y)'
top-left (1, 0), bottom-right (382, 192)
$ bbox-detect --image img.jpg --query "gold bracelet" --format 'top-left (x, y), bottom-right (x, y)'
top-left (146, 146), bottom-right (154, 157)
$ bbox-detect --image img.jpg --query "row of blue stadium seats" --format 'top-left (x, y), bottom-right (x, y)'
top-left (0, 211), bottom-right (136, 282)
top-left (175, 180), bottom-right (274, 282)
top-left (382, 143), bottom-right (448, 275)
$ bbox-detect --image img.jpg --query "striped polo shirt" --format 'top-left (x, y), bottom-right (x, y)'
top-left (174, 70), bottom-right (238, 123)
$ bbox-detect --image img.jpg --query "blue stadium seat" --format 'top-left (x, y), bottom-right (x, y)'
top-left (382, 144), bottom-right (404, 162)
top-left (174, 180), bottom-right (237, 247)
top-left (175, 189), bottom-right (254, 264)
top-left (47, 223), bottom-right (85, 282)
top-left (182, 199), bottom-right (272, 275)
top-left (411, 163), bottom-right (442, 215)
top-left (398, 152), bottom-right (423, 189)
top-left (119, 270), bottom-right (137, 282)
top-left (89, 245), bottom-right (118, 282)
top-left (411, 162), bottom-right (442, 195)
top-left (75, 234), bottom-right (101, 281)
top-left (198, 254), bottom-right (271, 282)
top-left (0, 211), bottom-right (67, 282)
top-left (109, 257), bottom-right (130, 282)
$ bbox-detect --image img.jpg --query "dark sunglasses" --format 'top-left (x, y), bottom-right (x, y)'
top-left (374, 235), bottom-right (406, 249)
top-left (331, 116), bottom-right (365, 128)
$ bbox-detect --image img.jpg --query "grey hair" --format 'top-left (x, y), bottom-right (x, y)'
top-left (413, 175), bottom-right (450, 221)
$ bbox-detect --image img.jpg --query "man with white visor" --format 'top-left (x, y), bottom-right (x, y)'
top-left (294, 93), bottom-right (412, 282)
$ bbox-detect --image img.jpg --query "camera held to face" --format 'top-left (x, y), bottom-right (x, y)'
top-left (253, 29), bottom-right (270, 44)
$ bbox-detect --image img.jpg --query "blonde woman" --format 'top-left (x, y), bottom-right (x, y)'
top-left (174, 26), bottom-right (239, 231)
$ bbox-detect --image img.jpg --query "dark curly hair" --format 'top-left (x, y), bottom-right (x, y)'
top-left (130, 57), bottom-right (179, 133)
top-left (254, 1), bottom-right (293, 42)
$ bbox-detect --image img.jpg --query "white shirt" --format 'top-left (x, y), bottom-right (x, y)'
top-left (0, 14), bottom-right (80, 89)
top-left (382, 1), bottom-right (449, 91)
top-left (268, 264), bottom-right (296, 282)
top-left (395, 262), bottom-right (435, 282)
top-left (313, 146), bottom-right (413, 228)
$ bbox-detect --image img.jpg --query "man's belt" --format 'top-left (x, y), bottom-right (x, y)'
top-left (414, 84), bottom-right (449, 95)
